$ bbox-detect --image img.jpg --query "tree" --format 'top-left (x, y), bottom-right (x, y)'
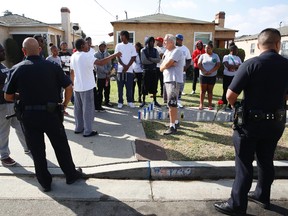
top-left (3, 10), bottom-right (12, 16)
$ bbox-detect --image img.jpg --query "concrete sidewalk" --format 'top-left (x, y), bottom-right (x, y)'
top-left (1, 105), bottom-right (288, 180)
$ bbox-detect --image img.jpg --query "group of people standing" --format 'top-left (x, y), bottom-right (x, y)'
top-left (1, 28), bottom-right (287, 216)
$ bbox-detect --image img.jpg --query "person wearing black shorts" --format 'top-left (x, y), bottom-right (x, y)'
top-left (140, 37), bottom-right (161, 108)
top-left (198, 41), bottom-right (220, 110)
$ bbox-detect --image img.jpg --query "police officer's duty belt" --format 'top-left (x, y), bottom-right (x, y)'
top-left (248, 109), bottom-right (285, 121)
top-left (24, 103), bottom-right (59, 112)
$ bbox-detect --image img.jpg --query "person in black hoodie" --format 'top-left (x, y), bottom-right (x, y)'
top-left (140, 37), bottom-right (161, 107)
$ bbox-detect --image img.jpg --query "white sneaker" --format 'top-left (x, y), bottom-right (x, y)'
top-left (117, 103), bottom-right (123, 109)
top-left (177, 100), bottom-right (184, 108)
top-left (191, 90), bottom-right (195, 95)
top-left (128, 102), bottom-right (135, 108)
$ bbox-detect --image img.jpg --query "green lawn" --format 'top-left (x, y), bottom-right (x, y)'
top-left (108, 78), bottom-right (288, 161)
top-left (108, 77), bottom-right (232, 107)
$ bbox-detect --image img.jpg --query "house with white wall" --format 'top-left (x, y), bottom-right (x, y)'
top-left (0, 7), bottom-right (82, 66)
top-left (235, 26), bottom-right (288, 60)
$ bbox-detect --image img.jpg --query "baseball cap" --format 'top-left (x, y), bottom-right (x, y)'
top-left (99, 41), bottom-right (106, 46)
top-left (155, 37), bottom-right (164, 43)
top-left (176, 34), bottom-right (184, 40)
top-left (60, 41), bottom-right (67, 46)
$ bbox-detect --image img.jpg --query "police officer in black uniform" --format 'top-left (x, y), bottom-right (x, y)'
top-left (4, 37), bottom-right (86, 192)
top-left (214, 28), bottom-right (288, 215)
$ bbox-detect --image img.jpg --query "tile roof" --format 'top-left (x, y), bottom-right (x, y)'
top-left (0, 14), bottom-right (47, 26)
top-left (111, 13), bottom-right (213, 24)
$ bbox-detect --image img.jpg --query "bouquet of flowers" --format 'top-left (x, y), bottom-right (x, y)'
top-left (212, 99), bottom-right (224, 122)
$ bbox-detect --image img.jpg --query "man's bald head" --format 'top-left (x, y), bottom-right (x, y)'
top-left (22, 37), bottom-right (41, 56)
top-left (258, 28), bottom-right (281, 52)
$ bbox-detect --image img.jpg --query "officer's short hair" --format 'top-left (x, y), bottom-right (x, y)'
top-left (258, 28), bottom-right (281, 47)
top-left (75, 39), bottom-right (85, 50)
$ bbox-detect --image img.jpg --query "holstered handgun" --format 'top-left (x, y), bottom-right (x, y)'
top-left (58, 103), bottom-right (64, 123)
top-left (232, 101), bottom-right (245, 129)
top-left (14, 100), bottom-right (24, 121)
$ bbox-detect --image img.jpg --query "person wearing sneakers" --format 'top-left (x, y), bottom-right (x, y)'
top-left (114, 30), bottom-right (137, 109)
top-left (160, 34), bottom-right (183, 135)
top-left (0, 43), bottom-right (30, 166)
top-left (175, 34), bottom-right (192, 108)
top-left (198, 41), bottom-right (220, 110)
top-left (214, 28), bottom-right (288, 216)
top-left (4, 38), bottom-right (87, 192)
top-left (94, 41), bottom-right (113, 111)
top-left (191, 40), bottom-right (205, 94)
top-left (140, 36), bottom-right (161, 108)
top-left (132, 42), bottom-right (144, 103)
top-left (70, 39), bottom-right (121, 137)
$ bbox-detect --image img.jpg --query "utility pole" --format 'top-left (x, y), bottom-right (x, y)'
top-left (124, 11), bottom-right (128, 19)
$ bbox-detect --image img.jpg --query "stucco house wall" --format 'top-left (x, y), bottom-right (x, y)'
top-left (113, 22), bottom-right (216, 52)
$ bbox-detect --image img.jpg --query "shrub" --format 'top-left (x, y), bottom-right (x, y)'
top-left (4, 38), bottom-right (22, 67)
top-left (213, 48), bottom-right (246, 78)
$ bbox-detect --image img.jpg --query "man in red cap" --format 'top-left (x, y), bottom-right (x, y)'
top-left (155, 37), bottom-right (166, 97)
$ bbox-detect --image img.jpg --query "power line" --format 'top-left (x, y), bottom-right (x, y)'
top-left (93, 0), bottom-right (115, 19)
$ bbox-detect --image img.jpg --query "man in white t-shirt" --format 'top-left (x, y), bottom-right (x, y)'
top-left (160, 34), bottom-right (184, 135)
top-left (70, 39), bottom-right (121, 137)
top-left (176, 34), bottom-right (192, 108)
top-left (114, 30), bottom-right (137, 109)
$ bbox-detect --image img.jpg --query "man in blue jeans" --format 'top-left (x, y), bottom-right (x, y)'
top-left (114, 30), bottom-right (137, 109)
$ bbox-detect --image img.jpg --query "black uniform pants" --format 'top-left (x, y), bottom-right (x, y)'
top-left (96, 78), bottom-right (111, 107)
top-left (228, 121), bottom-right (285, 211)
top-left (22, 111), bottom-right (78, 188)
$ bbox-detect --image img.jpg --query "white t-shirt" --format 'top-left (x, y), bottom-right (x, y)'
top-left (156, 46), bottom-right (166, 68)
top-left (70, 51), bottom-right (97, 92)
top-left (114, 42), bottom-right (137, 73)
top-left (177, 45), bottom-right (191, 69)
top-left (88, 47), bottom-right (95, 56)
top-left (198, 53), bottom-right (220, 77)
top-left (223, 54), bottom-right (242, 76)
top-left (46, 55), bottom-right (62, 67)
top-left (132, 53), bottom-right (143, 73)
top-left (162, 47), bottom-right (183, 83)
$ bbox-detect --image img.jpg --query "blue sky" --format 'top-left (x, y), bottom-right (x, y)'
top-left (3, 0), bottom-right (288, 44)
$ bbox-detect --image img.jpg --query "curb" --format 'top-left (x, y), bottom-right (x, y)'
top-left (1, 161), bottom-right (288, 180)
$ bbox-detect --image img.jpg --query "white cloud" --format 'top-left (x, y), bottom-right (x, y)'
top-left (225, 4), bottom-right (288, 36)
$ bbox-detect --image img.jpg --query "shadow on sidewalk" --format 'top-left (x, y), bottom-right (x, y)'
top-left (5, 165), bottom-right (155, 216)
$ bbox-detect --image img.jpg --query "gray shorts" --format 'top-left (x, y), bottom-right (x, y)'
top-left (164, 82), bottom-right (180, 107)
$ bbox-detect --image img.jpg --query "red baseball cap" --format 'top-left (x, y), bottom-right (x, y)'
top-left (155, 37), bottom-right (164, 43)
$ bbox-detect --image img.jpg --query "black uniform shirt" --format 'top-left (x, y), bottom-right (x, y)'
top-left (229, 50), bottom-right (288, 112)
top-left (4, 55), bottom-right (71, 105)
